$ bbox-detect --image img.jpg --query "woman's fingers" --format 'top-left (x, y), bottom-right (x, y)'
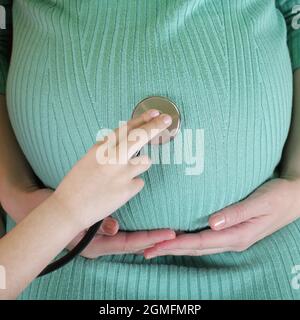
top-left (143, 230), bottom-right (229, 258)
top-left (208, 191), bottom-right (270, 230)
top-left (68, 218), bottom-right (119, 251)
top-left (97, 217), bottom-right (119, 236)
top-left (144, 229), bottom-right (238, 256)
top-left (91, 229), bottom-right (176, 255)
top-left (144, 219), bottom-right (266, 259)
top-left (145, 247), bottom-right (231, 258)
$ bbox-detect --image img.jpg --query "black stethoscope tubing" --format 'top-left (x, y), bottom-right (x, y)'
top-left (38, 221), bottom-right (102, 276)
top-left (38, 96), bottom-right (180, 277)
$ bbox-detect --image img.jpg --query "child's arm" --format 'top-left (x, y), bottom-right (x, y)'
top-left (0, 195), bottom-right (81, 300)
top-left (0, 2), bottom-right (174, 261)
top-left (0, 110), bottom-right (174, 299)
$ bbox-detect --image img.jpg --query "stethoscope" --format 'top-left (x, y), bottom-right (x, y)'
top-left (38, 96), bottom-right (181, 277)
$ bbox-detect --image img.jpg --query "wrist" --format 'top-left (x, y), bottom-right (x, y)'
top-left (279, 172), bottom-right (300, 185)
top-left (279, 175), bottom-right (300, 219)
top-left (48, 192), bottom-right (86, 235)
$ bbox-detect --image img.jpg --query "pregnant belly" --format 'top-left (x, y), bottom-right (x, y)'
top-left (6, 0), bottom-right (293, 231)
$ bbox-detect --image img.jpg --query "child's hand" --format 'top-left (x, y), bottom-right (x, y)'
top-left (1, 107), bottom-right (177, 258)
top-left (52, 109), bottom-right (174, 232)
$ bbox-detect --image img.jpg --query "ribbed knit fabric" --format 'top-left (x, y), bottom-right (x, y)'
top-left (1, 0), bottom-right (300, 299)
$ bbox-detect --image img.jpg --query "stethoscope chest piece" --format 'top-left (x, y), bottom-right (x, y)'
top-left (38, 96), bottom-right (181, 277)
top-left (131, 96), bottom-right (181, 145)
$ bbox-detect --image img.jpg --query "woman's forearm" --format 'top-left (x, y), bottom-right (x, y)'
top-left (0, 195), bottom-right (81, 299)
top-left (280, 69), bottom-right (300, 179)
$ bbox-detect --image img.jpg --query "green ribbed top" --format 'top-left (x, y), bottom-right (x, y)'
top-left (1, 0), bottom-right (300, 299)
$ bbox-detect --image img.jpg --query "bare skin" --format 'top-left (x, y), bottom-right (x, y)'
top-left (0, 95), bottom-right (175, 258)
top-left (144, 70), bottom-right (300, 259)
top-left (0, 109), bottom-right (176, 299)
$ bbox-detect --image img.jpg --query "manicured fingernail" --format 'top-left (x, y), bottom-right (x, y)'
top-left (149, 109), bottom-right (160, 117)
top-left (104, 220), bottom-right (116, 229)
top-left (162, 115), bottom-right (172, 124)
top-left (165, 231), bottom-right (176, 240)
top-left (101, 221), bottom-right (116, 234)
top-left (212, 215), bottom-right (225, 229)
top-left (145, 255), bottom-right (155, 259)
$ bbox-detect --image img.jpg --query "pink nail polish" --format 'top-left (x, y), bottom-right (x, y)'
top-left (145, 255), bottom-right (154, 259)
top-left (163, 115), bottom-right (172, 124)
top-left (213, 216), bottom-right (225, 228)
top-left (149, 110), bottom-right (160, 117)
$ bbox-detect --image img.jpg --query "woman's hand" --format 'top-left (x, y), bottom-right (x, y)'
top-left (144, 178), bottom-right (300, 258)
top-left (68, 226), bottom-right (175, 258)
